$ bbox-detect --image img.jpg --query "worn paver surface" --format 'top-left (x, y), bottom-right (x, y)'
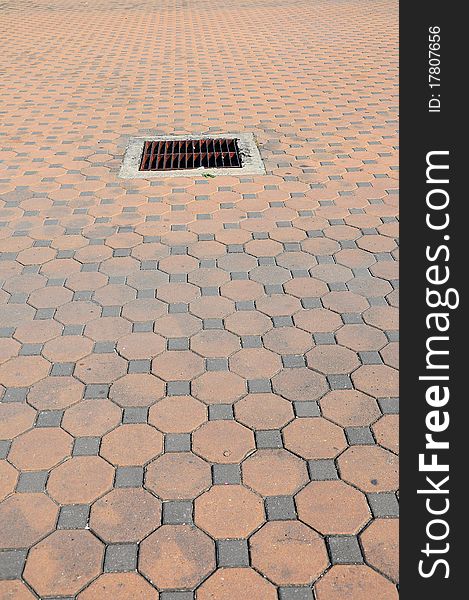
top-left (0, 0), bottom-right (398, 598)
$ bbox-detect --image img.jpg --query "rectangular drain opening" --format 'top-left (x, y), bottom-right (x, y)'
top-left (139, 138), bottom-right (242, 171)
top-left (119, 133), bottom-right (265, 178)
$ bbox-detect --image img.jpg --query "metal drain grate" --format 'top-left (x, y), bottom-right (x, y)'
top-left (139, 138), bottom-right (242, 171)
top-left (120, 133), bottom-right (265, 178)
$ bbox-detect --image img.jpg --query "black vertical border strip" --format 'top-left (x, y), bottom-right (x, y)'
top-left (401, 2), bottom-right (464, 597)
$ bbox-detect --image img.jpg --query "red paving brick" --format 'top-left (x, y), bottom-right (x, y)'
top-left (250, 521), bottom-right (329, 585)
top-left (139, 524), bottom-right (215, 589)
top-left (0, 0), bottom-right (398, 596)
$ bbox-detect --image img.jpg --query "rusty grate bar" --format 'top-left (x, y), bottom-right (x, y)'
top-left (139, 138), bottom-right (242, 171)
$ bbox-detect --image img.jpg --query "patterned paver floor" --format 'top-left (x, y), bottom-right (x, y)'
top-left (0, 0), bottom-right (398, 598)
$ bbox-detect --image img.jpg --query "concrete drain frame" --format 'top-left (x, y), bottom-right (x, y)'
top-left (119, 132), bottom-right (265, 178)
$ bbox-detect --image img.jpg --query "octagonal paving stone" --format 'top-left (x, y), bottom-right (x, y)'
top-left (47, 456), bottom-right (115, 504)
top-left (42, 335), bottom-right (93, 363)
top-left (75, 353), bottom-right (127, 384)
top-left (146, 452), bottom-right (212, 500)
top-left (363, 305), bottom-right (399, 330)
top-left (192, 421), bottom-right (255, 463)
top-left (13, 319), bottom-right (62, 345)
top-left (121, 298), bottom-right (167, 322)
top-left (272, 367), bottom-right (328, 401)
top-left (336, 324), bottom-right (387, 351)
top-left (23, 530), bottom-right (104, 597)
top-left (195, 485), bottom-right (265, 539)
top-left (54, 301), bottom-right (101, 325)
top-left (93, 283), bottom-right (136, 306)
top-left (0, 493), bottom-right (58, 549)
top-left (89, 488), bottom-right (162, 543)
top-left (319, 390), bottom-right (381, 427)
top-left (296, 480), bottom-right (371, 535)
top-left (62, 398), bottom-right (122, 437)
top-left (100, 424), bottom-right (163, 466)
top-left (110, 373), bottom-right (165, 407)
top-left (294, 308), bottom-right (343, 334)
top-left (284, 277), bottom-right (328, 300)
top-left (242, 449), bottom-right (309, 496)
top-left (338, 445), bottom-right (399, 492)
top-left (283, 417), bottom-right (347, 459)
top-left (191, 329), bottom-right (240, 358)
top-left (322, 290), bottom-right (370, 313)
top-left (84, 316), bottom-right (132, 341)
top-left (192, 371), bottom-right (247, 404)
top-left (27, 376), bottom-right (84, 410)
top-left (28, 285), bottom-right (72, 308)
top-left (306, 344), bottom-right (360, 374)
top-left (189, 296), bottom-right (236, 320)
top-left (139, 524), bottom-right (215, 589)
top-left (148, 395), bottom-right (207, 432)
top-left (220, 279), bottom-right (264, 302)
top-left (234, 393), bottom-right (294, 430)
top-left (152, 350), bottom-right (205, 381)
top-left (263, 327), bottom-right (313, 355)
top-left (229, 348), bottom-right (282, 380)
top-left (116, 332), bottom-right (166, 360)
top-left (352, 364), bottom-right (399, 398)
top-left (256, 293), bottom-right (302, 318)
top-left (8, 427), bottom-right (73, 471)
top-left (224, 310), bottom-right (272, 336)
top-left (250, 521), bottom-right (329, 585)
